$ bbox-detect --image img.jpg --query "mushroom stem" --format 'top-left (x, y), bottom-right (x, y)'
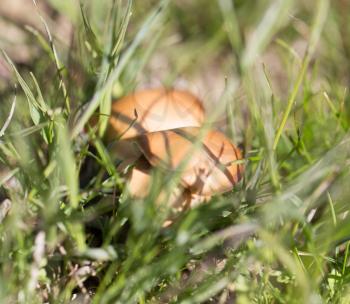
top-left (122, 157), bottom-right (191, 212)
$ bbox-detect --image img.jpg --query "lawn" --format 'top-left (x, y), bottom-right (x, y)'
top-left (0, 0), bottom-right (350, 303)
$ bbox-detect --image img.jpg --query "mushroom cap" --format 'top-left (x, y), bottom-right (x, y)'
top-left (106, 88), bottom-right (205, 140)
top-left (137, 127), bottom-right (243, 196)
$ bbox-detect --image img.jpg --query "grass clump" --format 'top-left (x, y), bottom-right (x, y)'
top-left (0, 0), bottom-right (350, 303)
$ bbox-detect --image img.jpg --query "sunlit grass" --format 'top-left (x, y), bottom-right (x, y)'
top-left (0, 0), bottom-right (350, 303)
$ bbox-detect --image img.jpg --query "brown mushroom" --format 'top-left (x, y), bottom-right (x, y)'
top-left (137, 127), bottom-right (243, 198)
top-left (105, 88), bottom-right (205, 160)
top-left (102, 88), bottom-right (243, 222)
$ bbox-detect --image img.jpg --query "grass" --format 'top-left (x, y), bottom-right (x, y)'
top-left (0, 0), bottom-right (350, 303)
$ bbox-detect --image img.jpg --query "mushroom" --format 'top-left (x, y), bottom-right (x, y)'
top-left (100, 87), bottom-right (243, 219)
top-left (105, 88), bottom-right (205, 161)
top-left (137, 127), bottom-right (243, 202)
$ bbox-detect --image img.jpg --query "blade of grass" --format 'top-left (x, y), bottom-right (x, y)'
top-left (97, 1), bottom-right (132, 136)
top-left (327, 191), bottom-right (337, 227)
top-left (217, 0), bottom-right (243, 72)
top-left (259, 230), bottom-right (311, 300)
top-left (0, 94), bottom-right (16, 138)
top-left (2, 51), bottom-right (42, 125)
top-left (29, 72), bottom-right (48, 113)
top-left (273, 0), bottom-right (329, 150)
top-left (80, 3), bottom-right (103, 57)
top-left (56, 120), bottom-right (79, 209)
top-left (71, 0), bottom-right (170, 139)
top-left (241, 0), bottom-right (293, 70)
top-left (32, 0), bottom-right (71, 113)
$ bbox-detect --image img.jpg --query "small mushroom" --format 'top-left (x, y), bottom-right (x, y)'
top-left (105, 88), bottom-right (205, 160)
top-left (137, 127), bottom-right (243, 199)
top-left (100, 87), bottom-right (243, 222)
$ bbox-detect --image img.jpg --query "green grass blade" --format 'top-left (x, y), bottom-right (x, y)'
top-left (71, 0), bottom-right (170, 139)
top-left (273, 0), bottom-right (330, 150)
